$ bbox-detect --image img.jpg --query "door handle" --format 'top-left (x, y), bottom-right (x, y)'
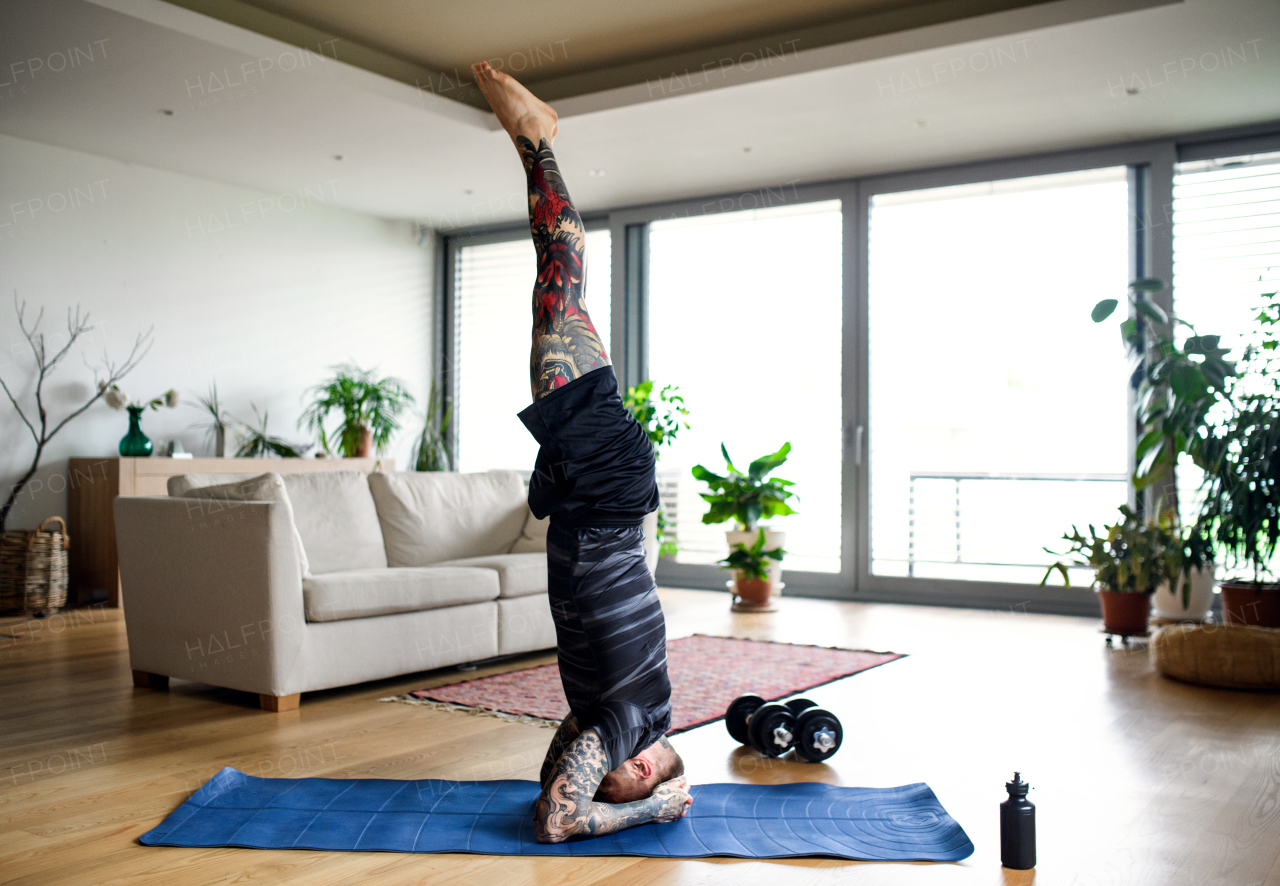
top-left (855, 425), bottom-right (864, 467)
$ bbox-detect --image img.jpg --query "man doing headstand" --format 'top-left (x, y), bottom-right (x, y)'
top-left (471, 60), bottom-right (692, 844)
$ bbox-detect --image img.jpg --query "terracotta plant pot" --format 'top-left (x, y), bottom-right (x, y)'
top-left (1220, 581), bottom-right (1280, 628)
top-left (354, 427), bottom-right (374, 458)
top-left (1098, 589), bottom-right (1151, 635)
top-left (733, 574), bottom-right (774, 607)
top-left (725, 529), bottom-right (785, 591)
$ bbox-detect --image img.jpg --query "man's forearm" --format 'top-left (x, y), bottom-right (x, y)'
top-left (540, 716), bottom-right (581, 790)
top-left (534, 792), bottom-right (664, 843)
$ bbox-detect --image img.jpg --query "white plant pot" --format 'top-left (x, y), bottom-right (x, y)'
top-left (1152, 565), bottom-right (1216, 622)
top-left (725, 529), bottom-right (785, 592)
top-left (642, 510), bottom-right (659, 577)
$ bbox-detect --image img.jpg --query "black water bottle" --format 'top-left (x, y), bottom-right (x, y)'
top-left (1000, 772), bottom-right (1035, 869)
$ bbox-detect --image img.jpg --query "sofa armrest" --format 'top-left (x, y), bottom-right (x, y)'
top-left (114, 496), bottom-right (305, 696)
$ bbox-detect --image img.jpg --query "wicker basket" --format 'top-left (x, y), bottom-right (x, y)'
top-left (1151, 623), bottom-right (1280, 691)
top-left (0, 516), bottom-right (71, 615)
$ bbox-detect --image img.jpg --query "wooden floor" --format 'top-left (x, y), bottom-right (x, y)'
top-left (2, 589), bottom-right (1278, 885)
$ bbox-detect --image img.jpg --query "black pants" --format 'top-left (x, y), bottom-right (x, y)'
top-left (547, 522), bottom-right (672, 773)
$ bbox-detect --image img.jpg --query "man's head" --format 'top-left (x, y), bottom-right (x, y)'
top-left (594, 736), bottom-right (684, 804)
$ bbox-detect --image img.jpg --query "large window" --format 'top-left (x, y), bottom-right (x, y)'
top-left (868, 168), bottom-right (1131, 584)
top-left (1172, 150), bottom-right (1280, 529)
top-left (453, 230), bottom-right (610, 473)
top-left (647, 201), bottom-right (843, 574)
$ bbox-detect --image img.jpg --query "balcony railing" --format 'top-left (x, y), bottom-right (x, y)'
top-left (906, 471), bottom-right (1128, 577)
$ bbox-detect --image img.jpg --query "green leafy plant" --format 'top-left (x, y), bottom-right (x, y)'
top-left (718, 529), bottom-right (786, 581)
top-left (1042, 504), bottom-right (1181, 593)
top-left (624, 380), bottom-right (689, 453)
top-left (412, 381), bottom-right (453, 472)
top-left (692, 442), bottom-right (796, 531)
top-left (234, 405), bottom-right (310, 458)
top-left (300, 363), bottom-right (414, 458)
top-left (1092, 278), bottom-right (1235, 501)
top-left (625, 379), bottom-right (691, 558)
top-left (1194, 288), bottom-right (1280, 583)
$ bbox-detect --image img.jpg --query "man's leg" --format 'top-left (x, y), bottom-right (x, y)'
top-left (471, 61), bottom-right (608, 400)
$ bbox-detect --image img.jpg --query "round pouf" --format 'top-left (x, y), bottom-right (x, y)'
top-left (1151, 624), bottom-right (1280, 691)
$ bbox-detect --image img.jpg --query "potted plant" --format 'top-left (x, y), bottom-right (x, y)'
top-left (719, 529), bottom-right (786, 611)
top-left (1091, 278), bottom-right (1235, 620)
top-left (1193, 288), bottom-right (1280, 626)
top-left (300, 363), bottom-right (414, 458)
top-left (692, 442), bottom-right (795, 605)
top-left (191, 382), bottom-right (233, 457)
top-left (412, 381), bottom-right (453, 471)
top-left (234, 405), bottom-right (312, 458)
top-left (1042, 504), bottom-right (1180, 636)
top-left (624, 379), bottom-right (690, 569)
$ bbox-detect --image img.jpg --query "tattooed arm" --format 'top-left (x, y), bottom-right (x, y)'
top-left (540, 714), bottom-right (582, 790)
top-left (534, 729), bottom-right (690, 844)
top-left (519, 135), bottom-right (610, 400)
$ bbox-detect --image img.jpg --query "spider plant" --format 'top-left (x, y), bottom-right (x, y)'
top-left (235, 405), bottom-right (311, 458)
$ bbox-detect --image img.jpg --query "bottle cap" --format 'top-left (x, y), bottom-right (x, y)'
top-left (1005, 771), bottom-right (1030, 796)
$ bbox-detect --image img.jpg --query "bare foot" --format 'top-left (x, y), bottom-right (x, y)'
top-left (471, 60), bottom-right (558, 148)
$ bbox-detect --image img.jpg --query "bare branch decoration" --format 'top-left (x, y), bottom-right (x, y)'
top-left (0, 292), bottom-right (153, 531)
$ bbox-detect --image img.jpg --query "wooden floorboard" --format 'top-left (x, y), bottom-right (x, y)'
top-left (2, 588), bottom-right (1278, 885)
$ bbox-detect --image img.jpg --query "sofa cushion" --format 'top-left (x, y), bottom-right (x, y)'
top-left (168, 473), bottom-right (259, 497)
top-left (303, 567), bottom-right (500, 623)
top-left (509, 507), bottom-right (550, 554)
top-left (433, 553), bottom-right (547, 599)
top-left (182, 473), bottom-right (311, 578)
top-left (281, 471), bottom-right (387, 574)
top-left (368, 471), bottom-right (528, 567)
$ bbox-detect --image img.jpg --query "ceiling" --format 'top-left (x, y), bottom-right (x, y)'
top-left (162, 0), bottom-right (1070, 105)
top-left (0, 0), bottom-right (1277, 228)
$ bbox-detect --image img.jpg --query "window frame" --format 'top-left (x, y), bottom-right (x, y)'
top-left (438, 122), bottom-right (1280, 616)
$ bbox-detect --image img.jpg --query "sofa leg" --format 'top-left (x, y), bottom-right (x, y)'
top-left (132, 670), bottom-right (169, 690)
top-left (259, 693), bottom-right (300, 712)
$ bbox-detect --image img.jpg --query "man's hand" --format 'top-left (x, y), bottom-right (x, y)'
top-left (648, 775), bottom-right (692, 823)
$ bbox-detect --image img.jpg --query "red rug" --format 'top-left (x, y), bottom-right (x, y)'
top-left (385, 634), bottom-right (903, 734)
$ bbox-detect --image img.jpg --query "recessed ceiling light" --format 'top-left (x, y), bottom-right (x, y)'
top-left (159, 109), bottom-right (174, 116)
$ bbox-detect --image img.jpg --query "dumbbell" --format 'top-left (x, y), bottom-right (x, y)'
top-left (725, 694), bottom-right (843, 762)
top-left (726, 693), bottom-right (793, 755)
top-left (787, 699), bottom-right (843, 763)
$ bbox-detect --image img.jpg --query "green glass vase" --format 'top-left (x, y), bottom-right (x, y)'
top-left (118, 405), bottom-right (152, 457)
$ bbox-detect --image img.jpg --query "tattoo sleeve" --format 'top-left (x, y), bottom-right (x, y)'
top-left (539, 714), bottom-right (581, 790)
top-left (534, 729), bottom-right (664, 843)
top-left (519, 136), bottom-right (609, 401)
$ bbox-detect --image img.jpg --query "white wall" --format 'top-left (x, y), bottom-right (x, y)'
top-left (0, 133), bottom-right (434, 530)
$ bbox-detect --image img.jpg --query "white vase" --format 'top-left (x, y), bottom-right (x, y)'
top-left (1152, 565), bottom-right (1216, 622)
top-left (725, 528), bottom-right (786, 592)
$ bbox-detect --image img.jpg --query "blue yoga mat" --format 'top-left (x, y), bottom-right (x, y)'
top-left (140, 767), bottom-right (973, 861)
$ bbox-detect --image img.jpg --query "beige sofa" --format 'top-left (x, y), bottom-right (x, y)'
top-left (114, 469), bottom-right (561, 711)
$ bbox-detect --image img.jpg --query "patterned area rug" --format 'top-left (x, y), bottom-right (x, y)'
top-left (382, 634), bottom-right (903, 734)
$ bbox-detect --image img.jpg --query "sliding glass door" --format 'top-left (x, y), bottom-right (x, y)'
top-left (646, 201), bottom-right (844, 575)
top-left (866, 167), bottom-right (1131, 586)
